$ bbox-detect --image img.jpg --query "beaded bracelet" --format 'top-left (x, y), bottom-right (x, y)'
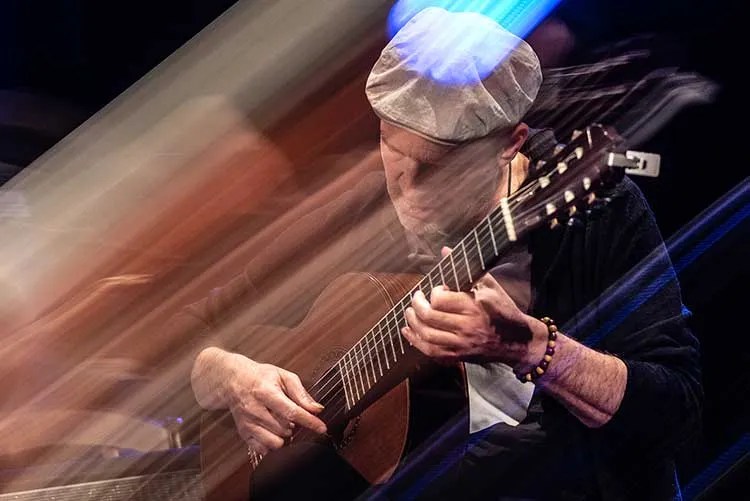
top-left (516, 316), bottom-right (558, 383)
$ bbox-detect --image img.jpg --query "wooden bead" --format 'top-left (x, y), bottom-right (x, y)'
top-left (517, 316), bottom-right (559, 383)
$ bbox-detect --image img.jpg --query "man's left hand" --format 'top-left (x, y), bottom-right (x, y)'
top-left (402, 254), bottom-right (547, 368)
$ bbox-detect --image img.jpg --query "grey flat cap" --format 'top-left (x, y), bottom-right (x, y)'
top-left (366, 7), bottom-right (542, 145)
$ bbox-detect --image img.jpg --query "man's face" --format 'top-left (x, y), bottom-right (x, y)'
top-left (379, 121), bottom-right (505, 241)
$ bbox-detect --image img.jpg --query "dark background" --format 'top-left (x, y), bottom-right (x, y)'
top-left (1, 0), bottom-right (746, 496)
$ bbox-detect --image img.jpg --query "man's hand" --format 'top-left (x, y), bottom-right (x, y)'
top-left (227, 356), bottom-right (327, 454)
top-left (401, 248), bottom-right (548, 369)
top-left (192, 348), bottom-right (327, 454)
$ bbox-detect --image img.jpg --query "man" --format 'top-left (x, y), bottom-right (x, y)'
top-left (189, 8), bottom-right (701, 499)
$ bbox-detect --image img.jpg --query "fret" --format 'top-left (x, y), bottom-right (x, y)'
top-left (438, 261), bottom-right (446, 286)
top-left (487, 217), bottom-right (498, 255)
top-left (338, 359), bottom-right (353, 410)
top-left (473, 228), bottom-right (485, 270)
top-left (426, 271), bottom-right (435, 292)
top-left (448, 252), bottom-right (460, 290)
top-left (460, 240), bottom-right (473, 283)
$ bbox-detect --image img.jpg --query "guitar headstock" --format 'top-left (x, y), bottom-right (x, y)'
top-left (510, 124), bottom-right (627, 235)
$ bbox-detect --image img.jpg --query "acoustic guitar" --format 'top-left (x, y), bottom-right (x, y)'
top-left (199, 124), bottom-right (631, 500)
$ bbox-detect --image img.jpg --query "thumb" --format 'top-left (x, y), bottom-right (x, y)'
top-left (440, 246), bottom-right (453, 258)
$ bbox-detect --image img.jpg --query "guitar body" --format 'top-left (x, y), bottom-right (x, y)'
top-left (200, 272), bottom-right (431, 501)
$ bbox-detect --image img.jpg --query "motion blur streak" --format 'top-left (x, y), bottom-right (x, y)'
top-left (0, 0), bottom-right (722, 497)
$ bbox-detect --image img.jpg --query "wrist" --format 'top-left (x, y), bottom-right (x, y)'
top-left (197, 347), bottom-right (256, 407)
top-left (512, 316), bottom-right (549, 374)
top-left (223, 351), bottom-right (259, 406)
top-left (514, 316), bottom-right (558, 383)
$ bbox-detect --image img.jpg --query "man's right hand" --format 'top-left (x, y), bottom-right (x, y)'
top-left (192, 348), bottom-right (327, 454)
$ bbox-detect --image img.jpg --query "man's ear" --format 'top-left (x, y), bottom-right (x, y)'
top-left (498, 123), bottom-right (529, 163)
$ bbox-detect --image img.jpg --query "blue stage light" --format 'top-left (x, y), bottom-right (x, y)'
top-left (385, 0), bottom-right (561, 85)
top-left (387, 0), bottom-right (562, 40)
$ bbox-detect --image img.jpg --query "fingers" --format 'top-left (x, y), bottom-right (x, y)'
top-left (238, 421), bottom-right (286, 455)
top-left (251, 405), bottom-right (296, 438)
top-left (423, 287), bottom-right (476, 314)
top-left (411, 290), bottom-right (471, 332)
top-left (230, 364), bottom-right (327, 455)
top-left (402, 325), bottom-right (461, 363)
top-left (279, 369), bottom-right (326, 415)
top-left (258, 380), bottom-right (327, 435)
top-left (405, 300), bottom-right (467, 348)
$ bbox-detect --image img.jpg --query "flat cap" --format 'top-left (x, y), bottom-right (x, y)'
top-left (366, 7), bottom-right (542, 145)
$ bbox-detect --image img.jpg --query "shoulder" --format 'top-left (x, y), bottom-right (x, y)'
top-left (598, 175), bottom-right (658, 232)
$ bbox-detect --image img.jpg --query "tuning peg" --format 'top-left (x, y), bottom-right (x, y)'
top-left (571, 129), bottom-right (583, 141)
top-left (568, 206), bottom-right (578, 217)
top-left (549, 218), bottom-right (560, 229)
top-left (586, 193), bottom-right (597, 205)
